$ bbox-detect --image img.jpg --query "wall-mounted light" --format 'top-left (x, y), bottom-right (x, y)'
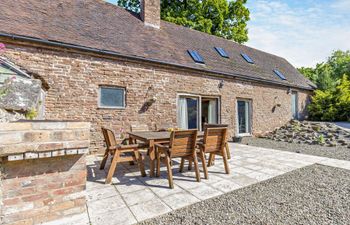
top-left (219, 80), bottom-right (224, 89)
top-left (287, 87), bottom-right (292, 94)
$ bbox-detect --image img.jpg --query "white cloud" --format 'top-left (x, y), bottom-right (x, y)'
top-left (246, 0), bottom-right (350, 67)
top-left (331, 0), bottom-right (350, 11)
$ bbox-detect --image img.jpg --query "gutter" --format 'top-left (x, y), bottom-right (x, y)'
top-left (0, 33), bottom-right (315, 91)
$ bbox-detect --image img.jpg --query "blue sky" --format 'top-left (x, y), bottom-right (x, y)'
top-left (246, 0), bottom-right (350, 67)
top-left (106, 0), bottom-right (350, 67)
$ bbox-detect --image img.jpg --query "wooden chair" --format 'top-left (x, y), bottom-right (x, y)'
top-left (100, 127), bottom-right (146, 184)
top-left (155, 129), bottom-right (200, 189)
top-left (130, 124), bottom-right (149, 146)
top-left (130, 124), bottom-right (149, 132)
top-left (156, 122), bottom-right (173, 131)
top-left (203, 123), bottom-right (231, 161)
top-left (198, 127), bottom-right (230, 179)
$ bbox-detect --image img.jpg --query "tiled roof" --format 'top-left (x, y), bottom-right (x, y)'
top-left (0, 0), bottom-right (316, 90)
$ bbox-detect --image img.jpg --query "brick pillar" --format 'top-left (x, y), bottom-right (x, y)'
top-left (140, 0), bottom-right (160, 29)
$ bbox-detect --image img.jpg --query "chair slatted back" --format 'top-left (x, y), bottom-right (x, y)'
top-left (130, 124), bottom-right (149, 132)
top-left (204, 123), bottom-right (229, 129)
top-left (156, 122), bottom-right (172, 131)
top-left (203, 127), bottom-right (227, 153)
top-left (102, 127), bottom-right (117, 149)
top-left (169, 129), bottom-right (198, 158)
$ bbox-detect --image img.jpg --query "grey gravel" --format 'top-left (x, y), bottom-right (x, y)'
top-left (139, 164), bottom-right (350, 225)
top-left (241, 137), bottom-right (350, 161)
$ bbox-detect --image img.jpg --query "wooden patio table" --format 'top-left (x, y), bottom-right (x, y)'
top-left (128, 131), bottom-right (204, 177)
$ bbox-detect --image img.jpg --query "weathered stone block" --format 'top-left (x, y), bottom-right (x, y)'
top-left (77, 148), bottom-right (89, 154)
top-left (23, 131), bottom-right (50, 143)
top-left (25, 152), bottom-right (39, 159)
top-left (51, 150), bottom-right (66, 157)
top-left (32, 122), bottom-right (67, 130)
top-left (8, 154), bottom-right (24, 161)
top-left (0, 122), bottom-right (32, 131)
top-left (66, 122), bottom-right (90, 129)
top-left (66, 149), bottom-right (78, 155)
top-left (38, 151), bottom-right (52, 158)
top-left (0, 132), bottom-right (23, 144)
top-left (64, 141), bottom-right (90, 149)
top-left (0, 78), bottom-right (42, 111)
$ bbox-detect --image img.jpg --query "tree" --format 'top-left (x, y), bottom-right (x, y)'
top-left (307, 89), bottom-right (337, 121)
top-left (114, 0), bottom-right (250, 43)
top-left (307, 74), bottom-right (350, 122)
top-left (298, 50), bottom-right (350, 91)
top-left (335, 75), bottom-right (350, 121)
top-left (299, 50), bottom-right (350, 122)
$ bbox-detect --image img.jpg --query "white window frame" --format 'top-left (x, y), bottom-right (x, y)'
top-left (177, 93), bottom-right (221, 131)
top-left (98, 86), bottom-right (126, 109)
top-left (236, 99), bottom-right (252, 136)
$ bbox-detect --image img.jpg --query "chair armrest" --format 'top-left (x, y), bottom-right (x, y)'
top-left (108, 145), bottom-right (119, 150)
top-left (154, 143), bottom-right (170, 152)
top-left (118, 143), bottom-right (147, 150)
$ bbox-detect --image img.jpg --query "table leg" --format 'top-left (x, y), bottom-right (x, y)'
top-left (128, 137), bottom-right (135, 165)
top-left (148, 140), bottom-right (155, 177)
top-left (129, 137), bottom-right (134, 144)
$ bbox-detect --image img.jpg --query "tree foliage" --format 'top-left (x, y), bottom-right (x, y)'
top-left (298, 50), bottom-right (350, 91)
top-left (299, 50), bottom-right (350, 121)
top-left (114, 0), bottom-right (250, 43)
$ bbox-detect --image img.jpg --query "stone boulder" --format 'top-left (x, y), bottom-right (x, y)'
top-left (264, 120), bottom-right (350, 148)
top-left (0, 78), bottom-right (41, 111)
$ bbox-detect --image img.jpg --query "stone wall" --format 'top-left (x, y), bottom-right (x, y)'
top-left (1, 42), bottom-right (312, 153)
top-left (0, 121), bottom-right (90, 225)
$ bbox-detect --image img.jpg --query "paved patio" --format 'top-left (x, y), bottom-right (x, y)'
top-left (48, 143), bottom-right (350, 225)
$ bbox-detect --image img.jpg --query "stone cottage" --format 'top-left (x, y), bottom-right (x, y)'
top-left (0, 0), bottom-right (316, 153)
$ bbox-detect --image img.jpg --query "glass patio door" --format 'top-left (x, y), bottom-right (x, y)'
top-left (237, 100), bottom-right (251, 134)
top-left (177, 96), bottom-right (199, 129)
top-left (201, 98), bottom-right (218, 128)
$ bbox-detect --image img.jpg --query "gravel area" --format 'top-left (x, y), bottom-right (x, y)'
top-left (241, 137), bottom-right (350, 161)
top-left (139, 164), bottom-right (350, 225)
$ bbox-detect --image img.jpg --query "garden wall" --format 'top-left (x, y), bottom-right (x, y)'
top-left (0, 121), bottom-right (90, 225)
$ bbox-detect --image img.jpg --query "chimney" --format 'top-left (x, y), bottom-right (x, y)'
top-left (140, 0), bottom-right (160, 29)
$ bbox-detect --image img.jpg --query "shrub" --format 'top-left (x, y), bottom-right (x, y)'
top-left (25, 108), bottom-right (38, 120)
top-left (308, 75), bottom-right (350, 121)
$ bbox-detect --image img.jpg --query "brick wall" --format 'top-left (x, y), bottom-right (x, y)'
top-left (0, 121), bottom-right (90, 225)
top-left (2, 42), bottom-right (312, 153)
top-left (1, 155), bottom-right (86, 225)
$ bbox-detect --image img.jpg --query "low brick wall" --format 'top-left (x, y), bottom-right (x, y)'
top-left (0, 121), bottom-right (90, 225)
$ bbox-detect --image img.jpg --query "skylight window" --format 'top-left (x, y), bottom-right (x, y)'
top-left (187, 50), bottom-right (205, 64)
top-left (214, 47), bottom-right (229, 58)
top-left (273, 69), bottom-right (287, 80)
top-left (241, 53), bottom-right (254, 64)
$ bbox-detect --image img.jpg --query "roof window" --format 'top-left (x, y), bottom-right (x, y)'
top-left (241, 53), bottom-right (254, 64)
top-left (273, 69), bottom-right (287, 80)
top-left (187, 50), bottom-right (205, 64)
top-left (214, 47), bottom-right (229, 58)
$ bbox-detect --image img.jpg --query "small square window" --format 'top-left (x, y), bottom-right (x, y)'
top-left (99, 86), bottom-right (125, 108)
